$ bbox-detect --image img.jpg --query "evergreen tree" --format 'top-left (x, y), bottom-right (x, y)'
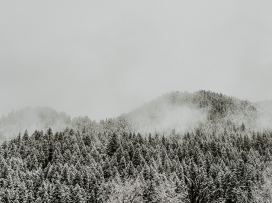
top-left (106, 133), bottom-right (119, 156)
top-left (22, 130), bottom-right (29, 142)
top-left (132, 146), bottom-right (142, 167)
top-left (125, 161), bottom-right (135, 178)
top-left (143, 180), bottom-right (157, 203)
top-left (72, 184), bottom-right (86, 203)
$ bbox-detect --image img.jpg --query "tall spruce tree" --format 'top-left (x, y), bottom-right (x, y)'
top-left (106, 133), bottom-right (119, 156)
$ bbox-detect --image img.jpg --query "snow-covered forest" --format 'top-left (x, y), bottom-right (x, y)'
top-left (1, 91), bottom-right (272, 202)
top-left (1, 0), bottom-right (272, 201)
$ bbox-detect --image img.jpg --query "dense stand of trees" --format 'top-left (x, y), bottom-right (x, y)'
top-left (1, 126), bottom-right (272, 202)
top-left (1, 91), bottom-right (272, 202)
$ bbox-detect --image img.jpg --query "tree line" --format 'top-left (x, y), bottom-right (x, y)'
top-left (1, 124), bottom-right (272, 202)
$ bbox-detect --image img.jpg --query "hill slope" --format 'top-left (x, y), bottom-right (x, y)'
top-left (122, 90), bottom-right (268, 135)
top-left (1, 90), bottom-right (272, 202)
top-left (1, 90), bottom-right (271, 142)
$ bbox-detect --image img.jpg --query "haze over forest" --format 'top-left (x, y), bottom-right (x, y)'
top-left (1, 91), bottom-right (272, 202)
top-left (1, 90), bottom-right (272, 142)
top-left (1, 1), bottom-right (272, 202)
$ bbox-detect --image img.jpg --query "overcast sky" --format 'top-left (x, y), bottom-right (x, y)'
top-left (1, 0), bottom-right (272, 120)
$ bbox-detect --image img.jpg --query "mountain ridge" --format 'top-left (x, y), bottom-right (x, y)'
top-left (0, 90), bottom-right (271, 141)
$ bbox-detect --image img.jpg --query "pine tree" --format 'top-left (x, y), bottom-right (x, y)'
top-left (73, 170), bottom-right (83, 187)
top-left (118, 156), bottom-right (126, 177)
top-left (132, 146), bottom-right (143, 167)
top-left (61, 164), bottom-right (70, 184)
top-left (60, 185), bottom-right (71, 203)
top-left (82, 168), bottom-right (90, 190)
top-left (143, 180), bottom-right (156, 203)
top-left (72, 184), bottom-right (86, 203)
top-left (22, 130), bottom-right (29, 142)
top-left (125, 161), bottom-right (135, 178)
top-left (102, 158), bottom-right (112, 180)
top-left (107, 133), bottom-right (119, 156)
top-left (142, 164), bottom-right (150, 180)
top-left (115, 146), bottom-right (124, 162)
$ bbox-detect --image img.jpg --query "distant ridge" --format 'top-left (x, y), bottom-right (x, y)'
top-left (1, 90), bottom-right (272, 141)
top-left (122, 90), bottom-right (264, 134)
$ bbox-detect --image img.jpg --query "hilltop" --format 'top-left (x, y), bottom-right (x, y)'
top-left (122, 90), bottom-right (270, 134)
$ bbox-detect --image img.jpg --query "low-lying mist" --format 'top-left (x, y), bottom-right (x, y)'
top-left (124, 92), bottom-right (272, 135)
top-left (0, 107), bottom-right (71, 141)
top-left (255, 101), bottom-right (272, 131)
top-left (124, 96), bottom-right (208, 135)
top-left (1, 91), bottom-right (272, 142)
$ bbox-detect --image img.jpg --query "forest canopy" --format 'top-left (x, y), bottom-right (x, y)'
top-left (1, 90), bottom-right (272, 202)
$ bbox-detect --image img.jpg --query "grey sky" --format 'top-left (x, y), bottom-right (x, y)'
top-left (1, 1), bottom-right (272, 120)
